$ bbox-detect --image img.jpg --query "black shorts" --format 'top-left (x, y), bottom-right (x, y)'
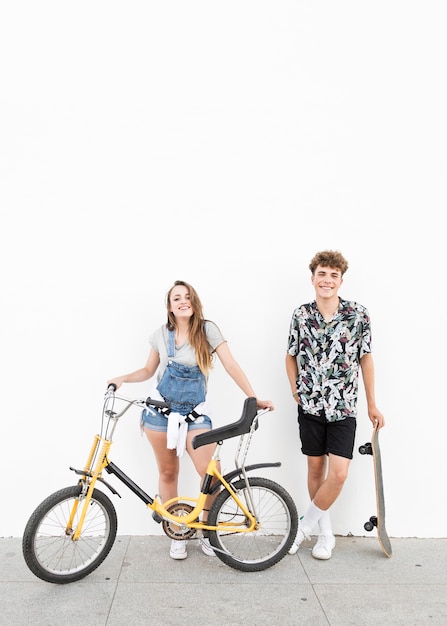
top-left (297, 405), bottom-right (357, 460)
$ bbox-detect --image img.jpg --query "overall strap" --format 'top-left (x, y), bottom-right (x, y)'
top-left (167, 329), bottom-right (176, 358)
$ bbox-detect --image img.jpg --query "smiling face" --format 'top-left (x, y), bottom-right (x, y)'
top-left (311, 265), bottom-right (343, 300)
top-left (165, 280), bottom-right (204, 331)
top-left (169, 284), bottom-right (194, 320)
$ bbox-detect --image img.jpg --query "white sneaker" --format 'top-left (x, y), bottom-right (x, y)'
top-left (311, 534), bottom-right (336, 560)
top-left (288, 527), bottom-right (311, 555)
top-left (200, 537), bottom-right (216, 556)
top-left (170, 539), bottom-right (188, 560)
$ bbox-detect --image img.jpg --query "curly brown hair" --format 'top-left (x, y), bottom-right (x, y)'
top-left (165, 280), bottom-right (214, 375)
top-left (309, 250), bottom-right (349, 275)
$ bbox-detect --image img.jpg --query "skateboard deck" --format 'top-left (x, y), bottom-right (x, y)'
top-left (359, 425), bottom-right (392, 557)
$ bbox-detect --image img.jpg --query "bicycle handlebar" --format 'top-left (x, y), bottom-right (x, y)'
top-left (144, 396), bottom-right (171, 410)
top-left (106, 386), bottom-right (269, 417)
top-left (104, 388), bottom-right (269, 445)
top-left (105, 385), bottom-right (171, 411)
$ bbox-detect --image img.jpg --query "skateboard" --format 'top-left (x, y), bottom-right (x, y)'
top-left (358, 424), bottom-right (392, 557)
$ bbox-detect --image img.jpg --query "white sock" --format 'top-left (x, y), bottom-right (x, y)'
top-left (301, 501), bottom-right (325, 534)
top-left (318, 509), bottom-right (333, 536)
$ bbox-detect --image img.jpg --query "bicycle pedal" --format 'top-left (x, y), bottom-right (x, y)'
top-left (152, 511), bottom-right (163, 524)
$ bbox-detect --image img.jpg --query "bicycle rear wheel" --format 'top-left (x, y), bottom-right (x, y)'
top-left (22, 485), bottom-right (117, 584)
top-left (207, 476), bottom-right (298, 572)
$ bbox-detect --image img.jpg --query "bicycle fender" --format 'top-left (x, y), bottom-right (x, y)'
top-left (96, 477), bottom-right (122, 497)
top-left (210, 462), bottom-right (281, 495)
top-left (69, 467), bottom-right (122, 498)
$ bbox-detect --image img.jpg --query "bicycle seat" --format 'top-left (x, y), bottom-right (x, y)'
top-left (192, 397), bottom-right (258, 449)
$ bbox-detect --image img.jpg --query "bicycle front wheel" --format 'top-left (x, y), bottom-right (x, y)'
top-left (22, 485), bottom-right (117, 584)
top-left (207, 476), bottom-right (298, 572)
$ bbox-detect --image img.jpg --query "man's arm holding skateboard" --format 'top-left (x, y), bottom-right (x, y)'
top-left (360, 353), bottom-right (385, 430)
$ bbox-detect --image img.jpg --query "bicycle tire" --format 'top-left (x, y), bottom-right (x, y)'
top-left (207, 476), bottom-right (298, 572)
top-left (22, 485), bottom-right (117, 584)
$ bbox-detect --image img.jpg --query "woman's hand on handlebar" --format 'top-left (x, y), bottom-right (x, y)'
top-left (256, 398), bottom-right (274, 410)
top-left (107, 377), bottom-right (124, 391)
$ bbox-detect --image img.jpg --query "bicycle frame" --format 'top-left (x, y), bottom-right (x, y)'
top-left (69, 394), bottom-right (278, 540)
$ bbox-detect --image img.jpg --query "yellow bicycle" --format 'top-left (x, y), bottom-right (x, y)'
top-left (23, 386), bottom-right (298, 583)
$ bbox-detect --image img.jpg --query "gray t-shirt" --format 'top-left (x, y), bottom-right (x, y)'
top-left (149, 321), bottom-right (225, 386)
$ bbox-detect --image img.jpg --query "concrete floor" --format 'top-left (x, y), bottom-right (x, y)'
top-left (1, 535), bottom-right (446, 625)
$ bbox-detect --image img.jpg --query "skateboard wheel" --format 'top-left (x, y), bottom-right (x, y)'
top-left (358, 442), bottom-right (372, 455)
top-left (364, 516), bottom-right (378, 532)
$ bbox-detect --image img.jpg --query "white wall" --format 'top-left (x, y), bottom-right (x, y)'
top-left (1, 2), bottom-right (446, 539)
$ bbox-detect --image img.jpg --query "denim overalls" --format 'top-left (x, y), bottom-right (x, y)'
top-left (156, 329), bottom-right (206, 416)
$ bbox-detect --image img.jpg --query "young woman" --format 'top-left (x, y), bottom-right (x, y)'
top-left (108, 280), bottom-right (273, 560)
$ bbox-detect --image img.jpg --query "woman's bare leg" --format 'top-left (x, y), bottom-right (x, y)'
top-left (144, 428), bottom-right (179, 503)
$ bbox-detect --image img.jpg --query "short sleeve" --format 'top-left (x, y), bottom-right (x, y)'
top-left (205, 321), bottom-right (226, 352)
top-left (287, 310), bottom-right (299, 356)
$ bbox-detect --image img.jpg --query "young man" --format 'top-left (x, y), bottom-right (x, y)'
top-left (286, 250), bottom-right (385, 560)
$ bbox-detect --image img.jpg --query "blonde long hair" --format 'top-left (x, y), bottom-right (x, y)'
top-left (165, 280), bottom-right (214, 375)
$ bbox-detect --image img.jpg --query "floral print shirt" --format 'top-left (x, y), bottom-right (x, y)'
top-left (287, 298), bottom-right (372, 422)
